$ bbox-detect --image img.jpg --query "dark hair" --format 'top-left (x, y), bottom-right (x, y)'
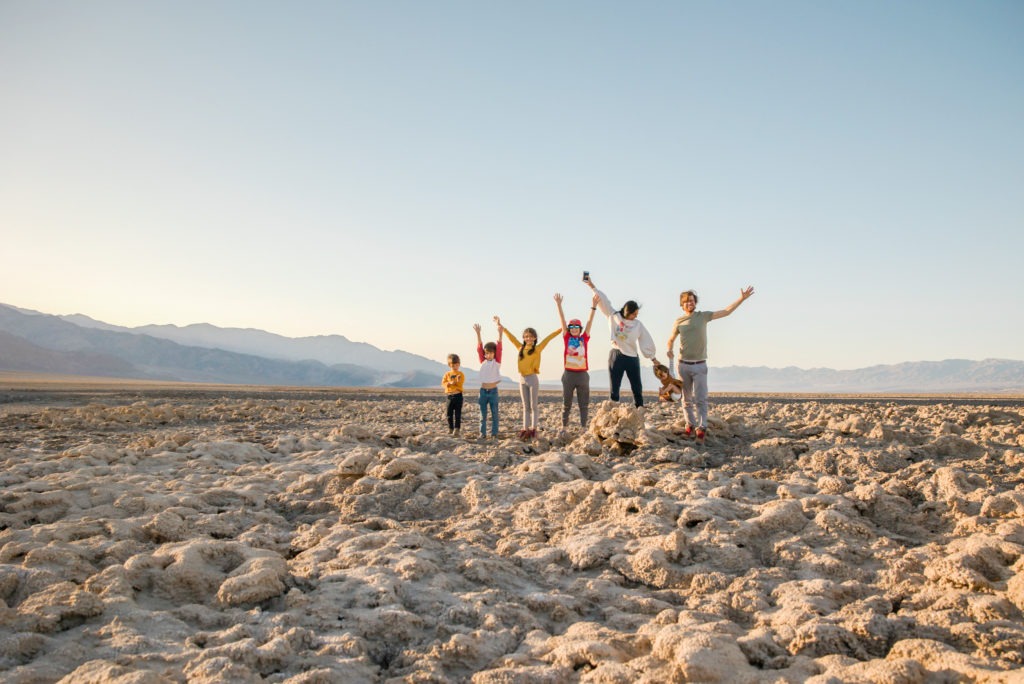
top-left (447, 353), bottom-right (460, 364)
top-left (617, 300), bottom-right (641, 318)
top-left (653, 362), bottom-right (670, 376)
top-left (679, 290), bottom-right (698, 306)
top-left (519, 327), bottom-right (538, 360)
top-left (483, 342), bottom-right (497, 354)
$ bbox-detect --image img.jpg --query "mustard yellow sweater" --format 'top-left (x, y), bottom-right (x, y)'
top-left (502, 329), bottom-right (561, 376)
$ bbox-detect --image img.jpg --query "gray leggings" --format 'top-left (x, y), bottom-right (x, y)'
top-left (519, 374), bottom-right (540, 429)
top-left (561, 370), bottom-right (590, 427)
top-left (677, 360), bottom-right (709, 428)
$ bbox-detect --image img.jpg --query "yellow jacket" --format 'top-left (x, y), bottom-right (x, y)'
top-left (442, 370), bottom-right (465, 394)
top-left (503, 329), bottom-right (560, 376)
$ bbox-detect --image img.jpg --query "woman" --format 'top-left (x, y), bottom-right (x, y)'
top-left (584, 274), bottom-right (659, 407)
top-left (667, 286), bottom-right (754, 442)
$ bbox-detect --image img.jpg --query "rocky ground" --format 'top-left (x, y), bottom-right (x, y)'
top-left (1, 386), bottom-right (1023, 682)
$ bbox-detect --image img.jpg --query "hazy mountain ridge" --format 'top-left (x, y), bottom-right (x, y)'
top-left (60, 314), bottom-right (443, 373)
top-left (0, 305), bottom-right (441, 387)
top-left (3, 304), bottom-right (1023, 391)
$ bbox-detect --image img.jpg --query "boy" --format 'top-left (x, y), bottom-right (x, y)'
top-left (441, 354), bottom-right (465, 435)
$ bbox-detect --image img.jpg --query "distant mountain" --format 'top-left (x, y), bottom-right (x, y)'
top-left (706, 359), bottom-right (1024, 393)
top-left (0, 330), bottom-right (144, 378)
top-left (0, 305), bottom-right (440, 387)
top-left (60, 314), bottom-right (445, 375)
top-left (576, 358), bottom-right (1024, 394)
top-left (3, 303), bottom-right (1022, 392)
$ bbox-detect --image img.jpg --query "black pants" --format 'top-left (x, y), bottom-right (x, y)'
top-left (446, 393), bottom-right (463, 429)
top-left (609, 349), bottom-right (643, 407)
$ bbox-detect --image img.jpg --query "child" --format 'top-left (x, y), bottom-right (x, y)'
top-left (653, 362), bottom-right (683, 403)
top-left (496, 315), bottom-right (560, 439)
top-left (441, 353), bottom-right (465, 435)
top-left (474, 321), bottom-right (503, 438)
top-left (554, 292), bottom-right (598, 430)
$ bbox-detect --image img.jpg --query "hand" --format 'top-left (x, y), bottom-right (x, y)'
top-left (740, 286), bottom-right (754, 299)
top-left (493, 315), bottom-right (502, 327)
top-left (591, 293), bottom-right (600, 306)
top-left (554, 293), bottom-right (563, 305)
top-left (667, 350), bottom-right (674, 357)
top-left (473, 323), bottom-right (481, 333)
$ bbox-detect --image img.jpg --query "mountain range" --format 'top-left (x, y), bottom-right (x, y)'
top-left (1, 303), bottom-right (1022, 393)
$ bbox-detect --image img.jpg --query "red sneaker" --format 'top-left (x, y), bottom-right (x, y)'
top-left (683, 425), bottom-right (694, 438)
top-left (696, 427), bottom-right (706, 442)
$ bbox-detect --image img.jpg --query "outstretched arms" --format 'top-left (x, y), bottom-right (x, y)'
top-left (711, 286), bottom-right (755, 320)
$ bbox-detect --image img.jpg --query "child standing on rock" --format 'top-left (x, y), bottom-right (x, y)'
top-left (441, 354), bottom-right (465, 435)
top-left (474, 321), bottom-right (504, 439)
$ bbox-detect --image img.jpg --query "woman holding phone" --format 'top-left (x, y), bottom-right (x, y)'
top-left (583, 272), bottom-right (660, 407)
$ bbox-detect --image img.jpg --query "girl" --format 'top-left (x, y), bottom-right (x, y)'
top-left (496, 315), bottom-right (560, 439)
top-left (585, 274), bottom-right (660, 407)
top-left (554, 292), bottom-right (598, 429)
top-left (474, 321), bottom-right (503, 438)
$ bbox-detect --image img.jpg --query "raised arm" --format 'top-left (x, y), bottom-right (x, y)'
top-left (497, 317), bottom-right (522, 349)
top-left (554, 293), bottom-right (568, 334)
top-left (584, 293), bottom-right (598, 336)
top-left (588, 283), bottom-right (614, 317)
top-left (537, 328), bottom-right (561, 352)
top-left (474, 323), bottom-right (485, 362)
top-left (711, 286), bottom-right (755, 320)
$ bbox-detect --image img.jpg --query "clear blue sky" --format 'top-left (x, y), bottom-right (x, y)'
top-left (3, 1), bottom-right (1022, 382)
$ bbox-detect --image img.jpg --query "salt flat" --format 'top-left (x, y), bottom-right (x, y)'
top-left (1, 377), bottom-right (1023, 682)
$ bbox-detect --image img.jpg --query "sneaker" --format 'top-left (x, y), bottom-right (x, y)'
top-left (683, 425), bottom-right (694, 438)
top-left (453, 428), bottom-right (460, 437)
top-left (696, 427), bottom-right (706, 443)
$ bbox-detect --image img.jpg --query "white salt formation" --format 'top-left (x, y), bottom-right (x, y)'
top-left (0, 393), bottom-right (1022, 682)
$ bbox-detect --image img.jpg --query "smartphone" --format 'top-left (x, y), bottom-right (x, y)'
top-left (583, 270), bottom-right (590, 282)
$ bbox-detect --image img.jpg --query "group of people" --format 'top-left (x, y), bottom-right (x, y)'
top-left (441, 273), bottom-right (755, 443)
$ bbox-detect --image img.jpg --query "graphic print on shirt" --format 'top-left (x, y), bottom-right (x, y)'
top-left (565, 335), bottom-right (588, 370)
top-left (614, 319), bottom-right (630, 345)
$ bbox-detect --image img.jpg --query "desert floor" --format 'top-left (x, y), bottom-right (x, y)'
top-left (1, 374), bottom-right (1023, 683)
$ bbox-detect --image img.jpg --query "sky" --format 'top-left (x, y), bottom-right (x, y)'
top-left (2, 1), bottom-right (1022, 383)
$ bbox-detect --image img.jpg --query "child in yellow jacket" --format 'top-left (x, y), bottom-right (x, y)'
top-left (495, 315), bottom-right (559, 439)
top-left (441, 353), bottom-right (465, 435)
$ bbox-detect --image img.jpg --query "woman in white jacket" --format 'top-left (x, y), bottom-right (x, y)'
top-left (585, 274), bottom-right (661, 407)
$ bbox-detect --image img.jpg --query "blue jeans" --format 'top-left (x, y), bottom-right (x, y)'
top-left (478, 387), bottom-right (499, 436)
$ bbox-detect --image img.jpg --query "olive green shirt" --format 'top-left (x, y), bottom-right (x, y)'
top-left (673, 311), bottom-right (714, 361)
